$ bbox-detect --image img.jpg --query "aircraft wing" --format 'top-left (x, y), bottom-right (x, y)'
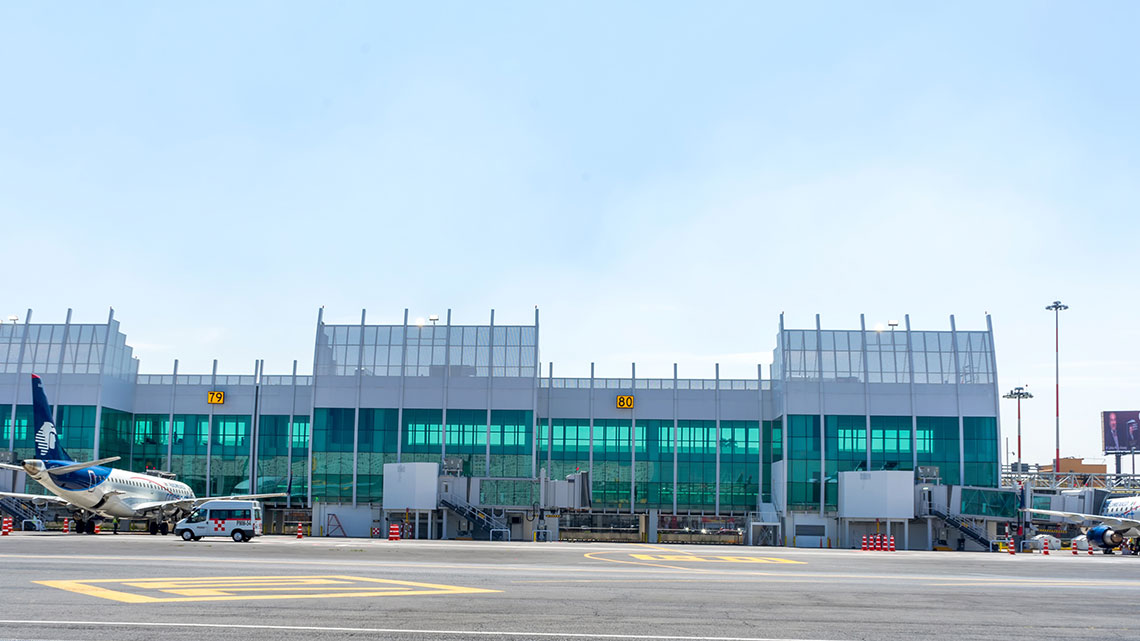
top-left (0, 462), bottom-right (24, 471)
top-left (1024, 507), bottom-right (1140, 531)
top-left (0, 491), bottom-right (70, 505)
top-left (130, 493), bottom-right (285, 517)
top-left (130, 498), bottom-right (197, 516)
top-left (204, 493), bottom-right (287, 502)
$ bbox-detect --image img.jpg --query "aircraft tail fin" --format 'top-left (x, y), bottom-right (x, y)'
top-left (31, 374), bottom-right (71, 461)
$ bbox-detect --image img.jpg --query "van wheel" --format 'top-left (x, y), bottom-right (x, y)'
top-left (180, 530), bottom-right (195, 541)
top-left (232, 530), bottom-right (245, 542)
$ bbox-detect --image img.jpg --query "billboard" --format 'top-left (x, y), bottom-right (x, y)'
top-left (1103, 411), bottom-right (1140, 453)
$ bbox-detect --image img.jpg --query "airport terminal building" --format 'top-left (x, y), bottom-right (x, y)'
top-left (0, 308), bottom-right (1010, 548)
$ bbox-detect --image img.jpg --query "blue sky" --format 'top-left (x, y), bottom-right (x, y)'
top-left (2, 2), bottom-right (1137, 469)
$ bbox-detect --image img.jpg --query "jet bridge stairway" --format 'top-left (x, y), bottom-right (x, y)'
top-left (931, 507), bottom-right (992, 550)
top-left (439, 495), bottom-right (509, 540)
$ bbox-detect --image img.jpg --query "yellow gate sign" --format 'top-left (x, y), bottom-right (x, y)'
top-left (616, 395), bottom-right (634, 409)
top-left (207, 391), bottom-right (225, 405)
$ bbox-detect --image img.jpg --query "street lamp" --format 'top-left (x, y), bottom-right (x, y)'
top-left (1002, 386), bottom-right (1033, 473)
top-left (1045, 301), bottom-right (1069, 475)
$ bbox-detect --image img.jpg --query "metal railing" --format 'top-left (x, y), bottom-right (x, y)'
top-left (930, 507), bottom-right (991, 549)
top-left (1002, 471), bottom-right (1140, 491)
top-left (439, 494), bottom-right (508, 538)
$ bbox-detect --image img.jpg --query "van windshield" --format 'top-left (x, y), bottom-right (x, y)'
top-left (187, 509), bottom-right (206, 524)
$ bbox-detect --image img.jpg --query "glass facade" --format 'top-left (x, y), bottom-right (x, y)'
top-left (786, 415), bottom-right (821, 510)
top-left (0, 320), bottom-right (138, 379)
top-left (960, 487), bottom-right (1017, 518)
top-left (316, 323), bottom-right (537, 379)
top-left (1, 313), bottom-right (1002, 517)
top-left (775, 328), bottom-right (995, 386)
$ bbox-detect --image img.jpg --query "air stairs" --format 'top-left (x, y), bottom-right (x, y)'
top-left (439, 495), bottom-right (509, 540)
top-left (930, 507), bottom-right (992, 550)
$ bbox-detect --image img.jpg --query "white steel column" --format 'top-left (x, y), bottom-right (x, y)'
top-left (986, 314), bottom-right (1001, 485)
top-left (757, 363), bottom-right (764, 512)
top-left (589, 362), bottom-right (595, 498)
top-left (396, 309), bottom-right (409, 463)
top-left (531, 308), bottom-right (540, 479)
top-left (546, 363), bottom-right (553, 470)
top-left (52, 308), bottom-right (72, 424)
top-left (950, 315), bottom-right (965, 484)
top-left (307, 307), bottom-right (324, 507)
top-left (779, 313), bottom-right (789, 527)
top-left (353, 310), bottom-right (366, 506)
top-left (92, 308), bottom-right (115, 460)
top-left (906, 315), bottom-right (918, 470)
top-left (673, 363), bottom-right (679, 516)
top-left (287, 360), bottom-right (298, 508)
top-left (630, 362), bottom-right (636, 514)
top-left (205, 359), bottom-right (218, 495)
top-left (714, 363), bottom-right (721, 516)
top-left (166, 359), bottom-right (178, 471)
top-left (8, 309), bottom-right (32, 453)
top-left (816, 314), bottom-right (825, 516)
top-left (249, 359), bottom-right (262, 497)
top-left (860, 314), bottom-right (871, 470)
top-left (485, 310), bottom-right (494, 477)
top-left (441, 309), bottom-right (452, 462)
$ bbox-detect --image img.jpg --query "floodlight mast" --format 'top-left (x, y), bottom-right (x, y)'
top-left (1045, 301), bottom-right (1068, 475)
top-left (1002, 386), bottom-right (1033, 474)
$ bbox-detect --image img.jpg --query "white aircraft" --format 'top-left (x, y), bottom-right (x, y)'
top-left (0, 374), bottom-right (283, 534)
top-left (1026, 495), bottom-right (1140, 552)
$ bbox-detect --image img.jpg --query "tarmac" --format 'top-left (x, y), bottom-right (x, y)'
top-left (0, 531), bottom-right (1138, 641)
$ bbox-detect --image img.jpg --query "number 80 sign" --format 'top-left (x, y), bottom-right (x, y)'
top-left (616, 395), bottom-right (634, 409)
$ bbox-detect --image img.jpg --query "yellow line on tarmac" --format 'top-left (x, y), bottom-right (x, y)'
top-left (583, 551), bottom-right (704, 573)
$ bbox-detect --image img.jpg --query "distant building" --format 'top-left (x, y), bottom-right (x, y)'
top-left (1038, 457), bottom-right (1107, 475)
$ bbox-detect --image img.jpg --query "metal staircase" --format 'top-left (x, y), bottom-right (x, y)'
top-left (931, 507), bottom-right (991, 550)
top-left (439, 495), bottom-right (509, 540)
top-left (0, 496), bottom-right (50, 530)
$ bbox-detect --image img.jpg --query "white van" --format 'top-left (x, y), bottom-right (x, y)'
top-left (175, 500), bottom-right (263, 542)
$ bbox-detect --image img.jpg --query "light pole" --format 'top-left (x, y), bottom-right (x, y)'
top-left (1045, 301), bottom-right (1068, 475)
top-left (1002, 386), bottom-right (1033, 473)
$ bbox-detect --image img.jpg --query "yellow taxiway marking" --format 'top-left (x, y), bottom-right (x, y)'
top-left (583, 550), bottom-right (805, 572)
top-left (629, 554), bottom-right (804, 564)
top-left (35, 575), bottom-right (499, 603)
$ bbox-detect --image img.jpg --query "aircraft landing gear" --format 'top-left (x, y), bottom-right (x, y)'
top-left (160, 522), bottom-right (170, 536)
top-left (149, 521), bottom-right (159, 535)
top-left (85, 520), bottom-right (97, 534)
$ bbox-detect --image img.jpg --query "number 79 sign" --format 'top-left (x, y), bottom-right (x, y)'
top-left (207, 391), bottom-right (225, 405)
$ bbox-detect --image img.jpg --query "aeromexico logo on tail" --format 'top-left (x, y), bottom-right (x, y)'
top-left (35, 421), bottom-right (58, 458)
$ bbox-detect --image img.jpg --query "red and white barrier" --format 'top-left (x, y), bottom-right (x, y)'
top-left (1, 517), bottom-right (11, 536)
top-left (1089, 544), bottom-right (1095, 556)
top-left (296, 523), bottom-right (303, 539)
top-left (889, 535), bottom-right (896, 552)
top-left (63, 518), bottom-right (70, 534)
top-left (94, 523), bottom-right (101, 535)
top-left (1042, 538), bottom-right (1049, 555)
top-left (388, 524), bottom-right (401, 541)
top-left (861, 535), bottom-right (868, 551)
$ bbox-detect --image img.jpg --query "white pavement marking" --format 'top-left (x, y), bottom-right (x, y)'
top-left (0, 620), bottom-right (850, 641)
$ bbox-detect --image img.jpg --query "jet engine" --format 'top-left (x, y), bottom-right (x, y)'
top-left (1087, 524), bottom-right (1124, 549)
